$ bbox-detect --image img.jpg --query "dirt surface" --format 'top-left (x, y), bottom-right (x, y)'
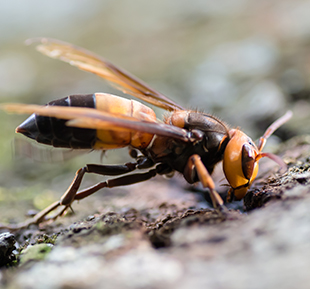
top-left (0, 135), bottom-right (310, 289)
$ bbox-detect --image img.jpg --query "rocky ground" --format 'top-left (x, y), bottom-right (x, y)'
top-left (0, 134), bottom-right (310, 289)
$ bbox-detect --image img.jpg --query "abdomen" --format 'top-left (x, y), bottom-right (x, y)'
top-left (17, 93), bottom-right (157, 150)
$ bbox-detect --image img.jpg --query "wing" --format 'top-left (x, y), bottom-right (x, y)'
top-left (2, 103), bottom-right (190, 142)
top-left (26, 38), bottom-right (184, 112)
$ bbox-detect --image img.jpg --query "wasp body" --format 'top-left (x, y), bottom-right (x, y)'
top-left (1, 38), bottom-right (292, 228)
top-left (18, 92), bottom-right (230, 184)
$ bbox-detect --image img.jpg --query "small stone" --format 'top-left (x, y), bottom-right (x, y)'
top-left (0, 232), bottom-right (16, 267)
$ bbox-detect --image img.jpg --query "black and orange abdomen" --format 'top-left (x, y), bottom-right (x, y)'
top-left (17, 93), bottom-right (157, 150)
top-left (93, 93), bottom-right (156, 150)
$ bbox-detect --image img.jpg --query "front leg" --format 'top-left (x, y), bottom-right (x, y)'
top-left (184, 154), bottom-right (227, 212)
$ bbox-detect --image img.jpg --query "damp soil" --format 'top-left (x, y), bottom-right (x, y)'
top-left (1, 135), bottom-right (310, 289)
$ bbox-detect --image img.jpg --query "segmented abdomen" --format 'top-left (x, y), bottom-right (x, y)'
top-left (17, 93), bottom-right (157, 150)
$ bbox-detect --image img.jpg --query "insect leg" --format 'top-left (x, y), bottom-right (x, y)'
top-left (0, 160), bottom-right (156, 230)
top-left (185, 154), bottom-right (225, 210)
top-left (60, 161), bottom-right (145, 207)
top-left (60, 156), bottom-right (155, 207)
top-left (73, 163), bottom-right (169, 202)
top-left (50, 164), bottom-right (169, 222)
top-left (0, 200), bottom-right (61, 231)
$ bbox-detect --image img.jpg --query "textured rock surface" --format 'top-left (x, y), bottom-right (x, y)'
top-left (1, 136), bottom-right (310, 289)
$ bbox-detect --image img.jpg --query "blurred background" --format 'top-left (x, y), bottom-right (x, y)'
top-left (0, 0), bottom-right (310, 222)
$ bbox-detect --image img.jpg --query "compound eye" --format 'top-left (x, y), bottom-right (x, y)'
top-left (242, 143), bottom-right (255, 180)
